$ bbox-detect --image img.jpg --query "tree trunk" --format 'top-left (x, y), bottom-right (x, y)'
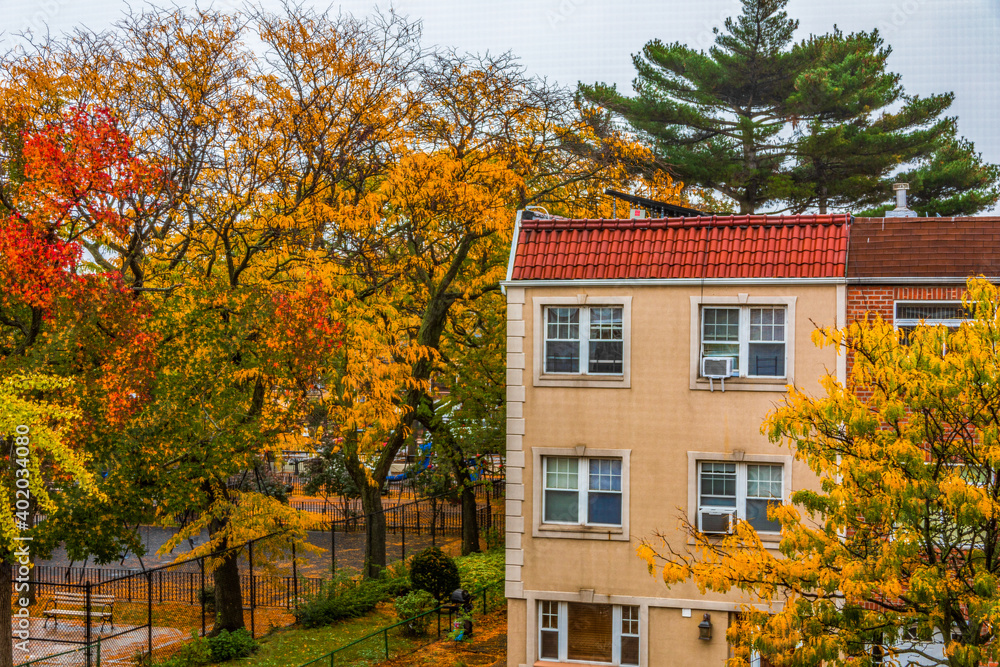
top-left (460, 482), bottom-right (480, 556)
top-left (359, 481), bottom-right (386, 578)
top-left (3, 561), bottom-right (15, 667)
top-left (208, 520), bottom-right (244, 635)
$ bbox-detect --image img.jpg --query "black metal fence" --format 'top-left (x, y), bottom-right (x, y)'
top-left (11, 481), bottom-right (505, 667)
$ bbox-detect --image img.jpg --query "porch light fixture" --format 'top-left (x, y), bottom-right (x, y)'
top-left (698, 613), bottom-right (712, 641)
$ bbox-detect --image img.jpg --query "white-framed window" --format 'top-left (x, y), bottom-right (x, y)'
top-left (544, 306), bottom-right (623, 375)
top-left (701, 306), bottom-right (786, 378)
top-left (895, 301), bottom-right (970, 329)
top-left (895, 301), bottom-right (972, 346)
top-left (689, 296), bottom-right (796, 391)
top-left (538, 601), bottom-right (639, 666)
top-left (543, 456), bottom-right (622, 526)
top-left (533, 447), bottom-right (631, 541)
top-left (533, 296), bottom-right (631, 388)
top-left (697, 461), bottom-right (784, 534)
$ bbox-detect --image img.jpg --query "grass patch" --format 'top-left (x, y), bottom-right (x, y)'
top-left (200, 548), bottom-right (504, 667)
top-left (215, 604), bottom-right (428, 667)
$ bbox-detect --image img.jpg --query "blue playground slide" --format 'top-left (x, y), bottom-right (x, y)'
top-left (385, 441), bottom-right (433, 481)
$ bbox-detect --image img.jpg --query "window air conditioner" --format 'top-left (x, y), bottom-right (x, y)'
top-left (700, 509), bottom-right (736, 534)
top-left (702, 357), bottom-right (733, 378)
top-left (701, 357), bottom-right (733, 391)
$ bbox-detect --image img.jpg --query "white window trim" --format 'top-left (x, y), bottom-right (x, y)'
top-left (542, 456), bottom-right (623, 528)
top-left (533, 447), bottom-right (630, 541)
top-left (690, 295), bottom-right (796, 392)
top-left (536, 600), bottom-right (640, 666)
top-left (526, 591), bottom-right (650, 667)
top-left (533, 296), bottom-right (632, 388)
top-left (686, 451), bottom-right (792, 545)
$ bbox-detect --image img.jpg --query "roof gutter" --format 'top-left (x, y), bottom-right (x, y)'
top-left (502, 277), bottom-right (847, 288)
top-left (847, 277), bottom-right (1000, 284)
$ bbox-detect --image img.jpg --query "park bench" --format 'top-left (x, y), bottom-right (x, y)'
top-left (42, 592), bottom-right (115, 632)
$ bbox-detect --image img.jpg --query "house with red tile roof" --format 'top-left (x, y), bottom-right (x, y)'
top-left (501, 211), bottom-right (850, 667)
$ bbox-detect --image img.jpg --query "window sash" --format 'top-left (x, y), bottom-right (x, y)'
top-left (538, 601), bottom-right (639, 665)
top-left (543, 457), bottom-right (622, 527)
top-left (895, 301), bottom-right (971, 326)
top-left (698, 462), bottom-right (783, 533)
top-left (701, 306), bottom-right (786, 378)
top-left (544, 306), bottom-right (623, 376)
top-left (545, 307), bottom-right (581, 373)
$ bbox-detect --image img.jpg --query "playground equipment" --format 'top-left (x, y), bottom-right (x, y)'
top-left (385, 440), bottom-right (434, 482)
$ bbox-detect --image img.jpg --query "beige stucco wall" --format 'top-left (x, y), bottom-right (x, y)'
top-left (506, 282), bottom-right (842, 665)
top-left (508, 598), bottom-right (527, 667)
top-left (648, 607), bottom-right (731, 665)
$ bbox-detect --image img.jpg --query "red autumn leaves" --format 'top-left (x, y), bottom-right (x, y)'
top-left (1, 106), bottom-right (159, 313)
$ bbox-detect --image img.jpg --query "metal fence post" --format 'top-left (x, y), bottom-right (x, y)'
top-left (200, 559), bottom-right (206, 637)
top-left (85, 581), bottom-right (93, 667)
top-left (249, 540), bottom-right (256, 638)
top-left (401, 506), bottom-right (406, 561)
top-left (291, 539), bottom-right (298, 610)
top-left (147, 571), bottom-right (153, 660)
top-left (383, 627), bottom-right (389, 660)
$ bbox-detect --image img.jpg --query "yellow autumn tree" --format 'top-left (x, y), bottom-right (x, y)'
top-left (0, 374), bottom-right (104, 667)
top-left (0, 4), bottom-right (422, 629)
top-left (1, 2), bottom-right (700, 596)
top-left (304, 49), bottom-right (700, 573)
top-left (639, 278), bottom-right (1000, 667)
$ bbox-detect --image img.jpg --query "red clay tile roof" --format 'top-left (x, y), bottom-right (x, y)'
top-left (849, 217), bottom-right (1000, 279)
top-left (509, 214), bottom-right (850, 281)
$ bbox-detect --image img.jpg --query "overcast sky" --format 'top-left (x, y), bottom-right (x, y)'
top-left (3, 0), bottom-right (999, 211)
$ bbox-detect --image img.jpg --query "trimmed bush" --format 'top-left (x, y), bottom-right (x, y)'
top-left (410, 547), bottom-right (460, 601)
top-left (207, 628), bottom-right (258, 661)
top-left (393, 589), bottom-right (437, 636)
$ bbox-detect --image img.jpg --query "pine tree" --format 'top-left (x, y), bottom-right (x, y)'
top-left (581, 0), bottom-right (998, 215)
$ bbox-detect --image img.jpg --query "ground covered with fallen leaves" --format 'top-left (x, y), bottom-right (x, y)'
top-left (379, 605), bottom-right (507, 667)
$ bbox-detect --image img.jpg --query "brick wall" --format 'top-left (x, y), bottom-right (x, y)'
top-left (845, 285), bottom-right (966, 398)
top-left (846, 286), bottom-right (966, 326)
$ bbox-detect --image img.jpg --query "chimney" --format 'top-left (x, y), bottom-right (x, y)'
top-left (885, 182), bottom-right (917, 218)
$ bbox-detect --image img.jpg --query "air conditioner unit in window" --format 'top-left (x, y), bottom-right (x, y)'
top-left (701, 357), bottom-right (733, 391)
top-left (702, 357), bottom-right (733, 378)
top-left (700, 509), bottom-right (736, 534)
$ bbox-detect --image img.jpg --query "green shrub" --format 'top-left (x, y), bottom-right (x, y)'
top-left (153, 633), bottom-right (211, 667)
top-left (410, 547), bottom-right (460, 601)
top-left (456, 549), bottom-right (504, 592)
top-left (393, 589), bottom-right (437, 635)
top-left (294, 568), bottom-right (411, 628)
top-left (207, 628), bottom-right (258, 661)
